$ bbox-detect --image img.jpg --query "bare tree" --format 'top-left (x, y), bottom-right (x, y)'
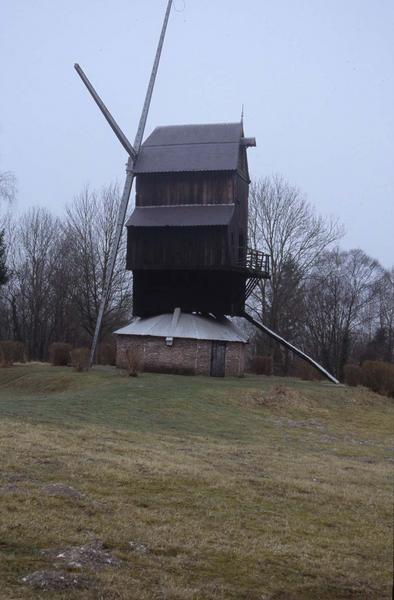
top-left (0, 230), bottom-right (8, 286)
top-left (360, 267), bottom-right (394, 362)
top-left (248, 174), bottom-right (343, 368)
top-left (65, 183), bottom-right (132, 342)
top-left (7, 208), bottom-right (60, 358)
top-left (0, 170), bottom-right (16, 204)
top-left (303, 248), bottom-right (382, 377)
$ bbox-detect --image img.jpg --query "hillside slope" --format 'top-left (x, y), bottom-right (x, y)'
top-left (0, 364), bottom-right (392, 599)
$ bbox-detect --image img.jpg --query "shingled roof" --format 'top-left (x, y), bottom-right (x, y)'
top-left (126, 204), bottom-right (235, 227)
top-left (134, 122), bottom-right (243, 174)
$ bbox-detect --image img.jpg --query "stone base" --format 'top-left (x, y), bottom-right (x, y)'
top-left (116, 334), bottom-right (245, 377)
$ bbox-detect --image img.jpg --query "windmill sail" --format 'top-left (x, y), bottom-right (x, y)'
top-left (74, 63), bottom-right (137, 160)
top-left (75, 0), bottom-right (173, 366)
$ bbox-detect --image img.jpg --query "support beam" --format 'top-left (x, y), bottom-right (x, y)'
top-left (243, 311), bottom-right (339, 384)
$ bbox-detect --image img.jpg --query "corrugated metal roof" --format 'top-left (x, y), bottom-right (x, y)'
top-left (126, 204), bottom-right (235, 227)
top-left (114, 312), bottom-right (248, 343)
top-left (134, 122), bottom-right (243, 174)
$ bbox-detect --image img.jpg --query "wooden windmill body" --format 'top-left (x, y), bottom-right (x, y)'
top-left (127, 122), bottom-right (269, 317)
top-left (114, 122), bottom-right (269, 377)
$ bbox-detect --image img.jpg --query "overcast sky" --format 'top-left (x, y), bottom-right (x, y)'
top-left (1, 0), bottom-right (393, 268)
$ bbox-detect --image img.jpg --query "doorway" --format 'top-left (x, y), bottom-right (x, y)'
top-left (210, 341), bottom-right (227, 377)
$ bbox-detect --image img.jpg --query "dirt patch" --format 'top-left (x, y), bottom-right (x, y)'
top-left (267, 581), bottom-right (382, 599)
top-left (129, 541), bottom-right (149, 554)
top-left (271, 416), bottom-right (326, 430)
top-left (44, 540), bottom-right (121, 571)
top-left (239, 385), bottom-right (313, 410)
top-left (2, 472), bottom-right (36, 483)
top-left (42, 483), bottom-right (84, 499)
top-left (0, 371), bottom-right (79, 394)
top-left (22, 570), bottom-right (92, 591)
top-left (0, 483), bottom-right (29, 495)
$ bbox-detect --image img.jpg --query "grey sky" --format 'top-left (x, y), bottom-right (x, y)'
top-left (1, 0), bottom-right (393, 268)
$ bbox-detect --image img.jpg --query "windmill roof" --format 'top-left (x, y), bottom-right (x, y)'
top-left (134, 122), bottom-right (243, 174)
top-left (126, 204), bottom-right (235, 227)
top-left (114, 312), bottom-right (248, 343)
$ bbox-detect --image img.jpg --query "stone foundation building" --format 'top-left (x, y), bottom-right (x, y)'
top-left (115, 309), bottom-right (247, 377)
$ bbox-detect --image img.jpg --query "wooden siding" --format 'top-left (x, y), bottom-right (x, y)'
top-left (132, 270), bottom-right (246, 316)
top-left (128, 167), bottom-right (252, 316)
top-left (136, 172), bottom-right (235, 206)
top-left (127, 226), bottom-right (229, 270)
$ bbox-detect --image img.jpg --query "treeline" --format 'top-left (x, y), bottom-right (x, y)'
top-left (0, 174), bottom-right (393, 381)
top-left (0, 184), bottom-right (131, 360)
top-left (248, 175), bottom-right (393, 379)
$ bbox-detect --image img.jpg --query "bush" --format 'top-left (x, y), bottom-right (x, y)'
top-left (293, 359), bottom-right (320, 381)
top-left (361, 360), bottom-right (394, 398)
top-left (97, 343), bottom-right (116, 366)
top-left (12, 341), bottom-right (26, 363)
top-left (125, 347), bottom-right (142, 377)
top-left (0, 341), bottom-right (26, 367)
top-left (344, 364), bottom-right (364, 387)
top-left (70, 347), bottom-right (90, 372)
top-left (49, 342), bottom-right (72, 366)
top-left (251, 355), bottom-right (273, 376)
top-left (0, 342), bottom-right (13, 367)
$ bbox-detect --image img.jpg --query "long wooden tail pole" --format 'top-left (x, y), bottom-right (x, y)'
top-left (243, 311), bottom-right (339, 384)
top-left (78, 0), bottom-right (173, 367)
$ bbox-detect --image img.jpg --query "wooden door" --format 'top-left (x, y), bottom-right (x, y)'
top-left (210, 341), bottom-right (227, 377)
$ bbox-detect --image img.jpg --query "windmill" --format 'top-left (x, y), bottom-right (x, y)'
top-left (75, 1), bottom-right (338, 383)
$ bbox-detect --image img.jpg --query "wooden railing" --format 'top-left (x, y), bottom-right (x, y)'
top-left (237, 247), bottom-right (270, 276)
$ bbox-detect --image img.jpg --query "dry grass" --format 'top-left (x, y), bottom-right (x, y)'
top-left (0, 364), bottom-right (392, 599)
top-left (125, 346), bottom-right (142, 377)
top-left (70, 347), bottom-right (90, 372)
top-left (49, 342), bottom-right (72, 367)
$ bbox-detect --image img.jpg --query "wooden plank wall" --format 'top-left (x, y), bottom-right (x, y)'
top-left (127, 226), bottom-right (230, 270)
top-left (136, 172), bottom-right (235, 206)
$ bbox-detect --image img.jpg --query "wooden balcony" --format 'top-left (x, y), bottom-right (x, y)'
top-left (236, 247), bottom-right (270, 278)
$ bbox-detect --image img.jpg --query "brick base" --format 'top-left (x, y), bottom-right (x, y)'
top-left (116, 335), bottom-right (245, 377)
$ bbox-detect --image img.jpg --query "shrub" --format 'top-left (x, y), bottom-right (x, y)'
top-left (12, 341), bottom-right (26, 363)
top-left (49, 342), bottom-right (72, 366)
top-left (0, 343), bottom-right (12, 367)
top-left (97, 343), bottom-right (116, 366)
top-left (0, 341), bottom-right (26, 367)
top-left (125, 347), bottom-right (142, 377)
top-left (344, 364), bottom-right (364, 387)
top-left (70, 347), bottom-right (90, 372)
top-left (293, 359), bottom-right (320, 381)
top-left (251, 355), bottom-right (273, 376)
top-left (361, 360), bottom-right (394, 398)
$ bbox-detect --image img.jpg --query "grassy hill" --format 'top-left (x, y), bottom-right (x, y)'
top-left (0, 364), bottom-right (392, 599)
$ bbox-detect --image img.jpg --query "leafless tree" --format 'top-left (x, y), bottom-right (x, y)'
top-left (303, 248), bottom-right (382, 377)
top-left (248, 174), bottom-right (343, 368)
top-left (0, 170), bottom-right (16, 205)
top-left (360, 266), bottom-right (394, 362)
top-left (64, 183), bottom-right (132, 341)
top-left (7, 208), bottom-right (61, 358)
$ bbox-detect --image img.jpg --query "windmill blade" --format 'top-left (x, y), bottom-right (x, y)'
top-left (132, 0), bottom-right (173, 151)
top-left (243, 311), bottom-right (339, 384)
top-left (74, 63), bottom-right (137, 161)
top-left (89, 0), bottom-right (173, 366)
